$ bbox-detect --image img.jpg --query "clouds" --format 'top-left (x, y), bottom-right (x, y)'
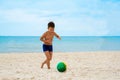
top-left (101, 0), bottom-right (120, 36)
top-left (0, 0), bottom-right (120, 36)
top-left (0, 9), bottom-right (37, 22)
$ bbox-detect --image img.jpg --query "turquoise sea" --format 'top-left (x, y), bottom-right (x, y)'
top-left (0, 36), bottom-right (120, 53)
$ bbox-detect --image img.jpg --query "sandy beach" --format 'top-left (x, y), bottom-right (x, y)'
top-left (0, 51), bottom-right (120, 80)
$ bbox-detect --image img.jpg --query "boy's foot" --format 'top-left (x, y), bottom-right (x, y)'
top-left (48, 66), bottom-right (50, 69)
top-left (41, 63), bottom-right (44, 68)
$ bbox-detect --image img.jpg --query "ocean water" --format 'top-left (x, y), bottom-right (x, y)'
top-left (0, 36), bottom-right (120, 53)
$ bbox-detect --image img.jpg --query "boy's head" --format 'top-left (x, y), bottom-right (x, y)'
top-left (48, 21), bottom-right (55, 32)
top-left (48, 21), bottom-right (55, 28)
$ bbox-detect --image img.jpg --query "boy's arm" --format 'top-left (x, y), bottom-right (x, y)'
top-left (40, 32), bottom-right (46, 42)
top-left (40, 32), bottom-right (50, 44)
top-left (54, 32), bottom-right (61, 40)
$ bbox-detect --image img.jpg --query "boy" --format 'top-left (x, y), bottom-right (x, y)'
top-left (40, 21), bottom-right (61, 69)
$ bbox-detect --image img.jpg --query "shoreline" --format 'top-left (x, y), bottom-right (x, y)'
top-left (0, 51), bottom-right (120, 80)
top-left (0, 50), bottom-right (120, 54)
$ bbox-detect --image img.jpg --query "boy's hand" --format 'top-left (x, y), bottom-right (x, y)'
top-left (43, 40), bottom-right (50, 44)
top-left (56, 35), bottom-right (61, 40)
top-left (58, 37), bottom-right (61, 40)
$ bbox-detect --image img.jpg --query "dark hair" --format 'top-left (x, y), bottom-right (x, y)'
top-left (48, 21), bottom-right (55, 28)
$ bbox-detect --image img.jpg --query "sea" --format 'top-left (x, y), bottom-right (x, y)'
top-left (0, 36), bottom-right (120, 53)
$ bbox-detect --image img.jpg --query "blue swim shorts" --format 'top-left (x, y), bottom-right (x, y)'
top-left (43, 44), bottom-right (53, 52)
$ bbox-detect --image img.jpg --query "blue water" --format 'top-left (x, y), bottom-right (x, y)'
top-left (0, 36), bottom-right (120, 53)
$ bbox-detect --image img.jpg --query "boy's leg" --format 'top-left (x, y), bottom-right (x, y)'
top-left (49, 52), bottom-right (53, 60)
top-left (41, 60), bottom-right (46, 68)
top-left (41, 45), bottom-right (53, 69)
top-left (44, 51), bottom-right (51, 69)
top-left (41, 51), bottom-right (51, 69)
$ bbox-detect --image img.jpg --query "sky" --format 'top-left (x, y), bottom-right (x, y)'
top-left (0, 0), bottom-right (120, 36)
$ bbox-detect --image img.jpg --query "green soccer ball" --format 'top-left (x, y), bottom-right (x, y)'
top-left (57, 62), bottom-right (67, 72)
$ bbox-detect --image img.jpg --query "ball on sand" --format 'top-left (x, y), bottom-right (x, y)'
top-left (57, 62), bottom-right (67, 72)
